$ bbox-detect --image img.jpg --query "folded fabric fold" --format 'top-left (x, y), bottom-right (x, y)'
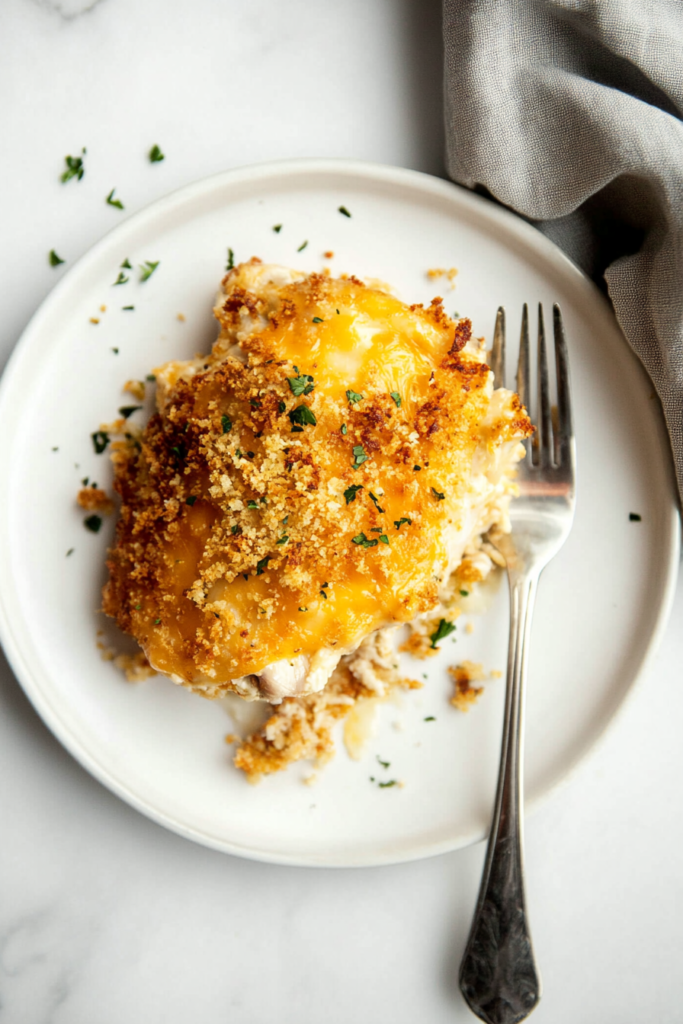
top-left (443, 0), bottom-right (683, 507)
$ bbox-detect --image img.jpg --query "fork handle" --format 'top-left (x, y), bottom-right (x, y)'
top-left (459, 570), bottom-right (542, 1024)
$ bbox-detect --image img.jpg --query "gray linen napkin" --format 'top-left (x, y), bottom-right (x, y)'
top-left (443, 0), bottom-right (683, 508)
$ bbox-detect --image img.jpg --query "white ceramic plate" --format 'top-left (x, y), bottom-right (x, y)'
top-left (0, 160), bottom-right (678, 867)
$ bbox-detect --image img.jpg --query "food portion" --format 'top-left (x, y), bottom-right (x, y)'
top-left (103, 260), bottom-right (532, 776)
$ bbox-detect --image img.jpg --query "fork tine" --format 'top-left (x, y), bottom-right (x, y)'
top-left (516, 303), bottom-right (530, 410)
top-left (537, 304), bottom-right (553, 467)
top-left (490, 307), bottom-right (506, 388)
top-left (553, 304), bottom-right (574, 469)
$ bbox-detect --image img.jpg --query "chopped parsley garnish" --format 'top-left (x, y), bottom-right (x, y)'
top-left (84, 514), bottom-right (102, 533)
top-left (149, 144), bottom-right (165, 163)
top-left (250, 398), bottom-right (261, 409)
top-left (278, 401), bottom-right (286, 413)
top-left (118, 405), bottom-right (142, 419)
top-left (66, 548), bottom-right (74, 557)
top-left (91, 430), bottom-right (109, 454)
top-left (185, 495), bottom-right (197, 506)
top-left (225, 247), bottom-right (235, 271)
top-left (139, 260), bottom-right (159, 282)
top-left (154, 618), bottom-right (161, 625)
top-left (123, 305), bottom-right (135, 311)
top-left (60, 149), bottom-right (85, 183)
top-left (298, 606), bottom-right (308, 612)
top-left (273, 224), bottom-right (282, 233)
top-left (231, 525), bottom-right (242, 535)
top-left (369, 492), bottom-right (385, 513)
top-left (377, 756), bottom-right (390, 769)
top-left (390, 391), bottom-right (402, 408)
top-left (429, 618), bottom-right (456, 648)
top-left (49, 249), bottom-right (65, 267)
top-left (344, 484), bottom-right (363, 504)
top-left (431, 487), bottom-right (445, 501)
top-left (121, 258), bottom-right (132, 269)
top-left (378, 534), bottom-right (389, 545)
top-left (113, 271), bottom-right (129, 285)
top-left (352, 532), bottom-right (378, 549)
top-left (341, 423), bottom-right (347, 435)
top-left (297, 240), bottom-right (308, 252)
top-left (106, 188), bottom-right (124, 210)
top-left (236, 448), bottom-right (244, 459)
top-left (247, 500), bottom-right (259, 509)
top-left (289, 404), bottom-right (317, 427)
top-left (629, 512), bottom-right (642, 521)
top-left (460, 589), bottom-right (469, 597)
top-left (413, 465), bottom-right (421, 472)
top-left (346, 389), bottom-right (363, 404)
top-left (394, 517), bottom-right (412, 530)
top-left (312, 316), bottom-right (324, 324)
top-left (378, 780), bottom-right (397, 788)
top-left (146, 373), bottom-right (156, 381)
top-left (282, 516), bottom-right (289, 525)
top-left (320, 588), bottom-right (327, 599)
top-left (287, 372), bottom-right (314, 397)
top-left (221, 415), bottom-right (232, 433)
top-left (338, 205), bottom-right (351, 217)
top-left (256, 556), bottom-right (270, 576)
top-left (424, 716), bottom-right (436, 722)
top-left (276, 535), bottom-right (289, 545)
top-left (352, 444), bottom-right (368, 469)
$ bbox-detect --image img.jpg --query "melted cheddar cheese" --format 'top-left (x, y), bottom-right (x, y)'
top-left (103, 261), bottom-right (532, 702)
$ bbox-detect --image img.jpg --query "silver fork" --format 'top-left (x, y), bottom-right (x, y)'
top-left (459, 304), bottom-right (576, 1024)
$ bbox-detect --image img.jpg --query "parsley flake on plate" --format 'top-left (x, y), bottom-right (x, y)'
top-left (84, 514), bottom-right (102, 533)
top-left (226, 247), bottom-right (235, 271)
top-left (118, 405), bottom-right (142, 419)
top-left (149, 144), bottom-right (165, 163)
top-left (60, 149), bottom-right (86, 183)
top-left (429, 618), bottom-right (456, 648)
top-left (113, 271), bottom-right (129, 286)
top-left (338, 205), bottom-right (351, 217)
top-left (106, 188), bottom-right (124, 210)
top-left (91, 431), bottom-right (109, 455)
top-left (139, 260), bottom-right (159, 282)
top-left (49, 249), bottom-right (65, 267)
top-left (297, 240), bottom-right (308, 252)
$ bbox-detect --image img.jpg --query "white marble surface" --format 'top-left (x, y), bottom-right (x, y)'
top-left (0, 1), bottom-right (682, 1021)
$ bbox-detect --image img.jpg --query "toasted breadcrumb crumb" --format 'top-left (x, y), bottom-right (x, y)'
top-left (426, 268), bottom-right (458, 289)
top-left (449, 660), bottom-right (486, 711)
top-left (77, 486), bottom-right (114, 515)
top-left (123, 379), bottom-right (146, 401)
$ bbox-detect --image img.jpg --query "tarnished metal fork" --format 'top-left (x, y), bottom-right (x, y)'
top-left (459, 305), bottom-right (576, 1024)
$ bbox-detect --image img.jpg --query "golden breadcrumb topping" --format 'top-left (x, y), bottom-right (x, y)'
top-left (102, 262), bottom-right (532, 703)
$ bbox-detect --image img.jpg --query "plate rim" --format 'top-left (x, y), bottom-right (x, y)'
top-left (0, 157), bottom-right (679, 868)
